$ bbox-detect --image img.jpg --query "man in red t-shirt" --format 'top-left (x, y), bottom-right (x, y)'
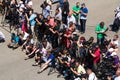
top-left (89, 44), bottom-right (100, 71)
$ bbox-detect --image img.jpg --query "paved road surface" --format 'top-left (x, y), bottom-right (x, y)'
top-left (0, 0), bottom-right (120, 80)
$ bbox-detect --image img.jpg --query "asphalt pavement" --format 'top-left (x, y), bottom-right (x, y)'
top-left (0, 0), bottom-right (120, 80)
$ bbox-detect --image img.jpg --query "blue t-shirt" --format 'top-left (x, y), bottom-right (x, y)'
top-left (43, 5), bottom-right (50, 18)
top-left (80, 7), bottom-right (88, 20)
top-left (14, 36), bottom-right (20, 43)
top-left (48, 54), bottom-right (55, 63)
top-left (48, 54), bottom-right (55, 61)
top-left (29, 14), bottom-right (36, 26)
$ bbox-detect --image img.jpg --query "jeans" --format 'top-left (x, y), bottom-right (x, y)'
top-left (80, 19), bottom-right (86, 33)
top-left (97, 37), bottom-right (104, 46)
top-left (75, 18), bottom-right (80, 30)
top-left (93, 63), bottom-right (98, 73)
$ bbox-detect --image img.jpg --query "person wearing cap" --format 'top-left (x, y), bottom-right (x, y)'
top-left (18, 1), bottom-right (25, 9)
top-left (80, 3), bottom-right (88, 34)
top-left (26, 0), bottom-right (32, 8)
top-left (111, 52), bottom-right (119, 70)
top-left (46, 0), bottom-right (52, 6)
top-left (106, 48), bottom-right (114, 57)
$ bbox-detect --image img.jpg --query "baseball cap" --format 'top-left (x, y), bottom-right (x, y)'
top-left (111, 52), bottom-right (117, 56)
top-left (108, 48), bottom-right (114, 52)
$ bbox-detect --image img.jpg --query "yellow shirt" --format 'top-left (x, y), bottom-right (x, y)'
top-left (77, 65), bottom-right (86, 74)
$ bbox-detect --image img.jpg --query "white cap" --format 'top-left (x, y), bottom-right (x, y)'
top-left (111, 52), bottom-right (117, 56)
top-left (116, 7), bottom-right (120, 12)
top-left (19, 1), bottom-right (23, 4)
top-left (20, 4), bottom-right (25, 8)
top-left (28, 1), bottom-right (33, 6)
top-left (108, 48), bottom-right (114, 52)
top-left (72, 32), bottom-right (77, 35)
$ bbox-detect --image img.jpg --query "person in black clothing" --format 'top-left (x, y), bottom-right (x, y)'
top-left (49, 20), bottom-right (59, 48)
top-left (35, 14), bottom-right (45, 41)
top-left (61, 0), bottom-right (69, 25)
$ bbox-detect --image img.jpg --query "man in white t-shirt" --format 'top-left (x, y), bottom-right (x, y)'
top-left (110, 35), bottom-right (119, 52)
top-left (67, 10), bottom-right (76, 28)
top-left (115, 69), bottom-right (120, 80)
top-left (87, 69), bottom-right (97, 80)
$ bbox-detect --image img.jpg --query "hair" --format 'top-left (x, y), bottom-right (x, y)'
top-left (100, 21), bottom-right (105, 27)
top-left (80, 36), bottom-right (86, 41)
top-left (114, 34), bottom-right (119, 38)
top-left (88, 37), bottom-right (94, 42)
top-left (69, 21), bottom-right (74, 27)
top-left (11, 33), bottom-right (15, 37)
top-left (81, 3), bottom-right (85, 6)
top-left (29, 9), bottom-right (34, 13)
top-left (56, 8), bottom-right (59, 12)
top-left (76, 2), bottom-right (80, 5)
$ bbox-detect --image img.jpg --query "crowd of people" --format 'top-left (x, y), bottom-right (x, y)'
top-left (0, 0), bottom-right (120, 80)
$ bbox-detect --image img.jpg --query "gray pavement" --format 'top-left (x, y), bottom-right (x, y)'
top-left (0, 0), bottom-right (120, 80)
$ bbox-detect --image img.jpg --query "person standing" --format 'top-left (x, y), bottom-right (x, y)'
top-left (72, 2), bottom-right (80, 30)
top-left (80, 3), bottom-right (88, 34)
top-left (35, 14), bottom-right (45, 41)
top-left (111, 10), bottom-right (120, 32)
top-left (89, 44), bottom-right (100, 72)
top-left (43, 2), bottom-right (51, 19)
top-left (67, 10), bottom-right (76, 28)
top-left (26, 9), bottom-right (36, 37)
top-left (55, 8), bottom-right (62, 28)
top-left (62, 0), bottom-right (69, 25)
